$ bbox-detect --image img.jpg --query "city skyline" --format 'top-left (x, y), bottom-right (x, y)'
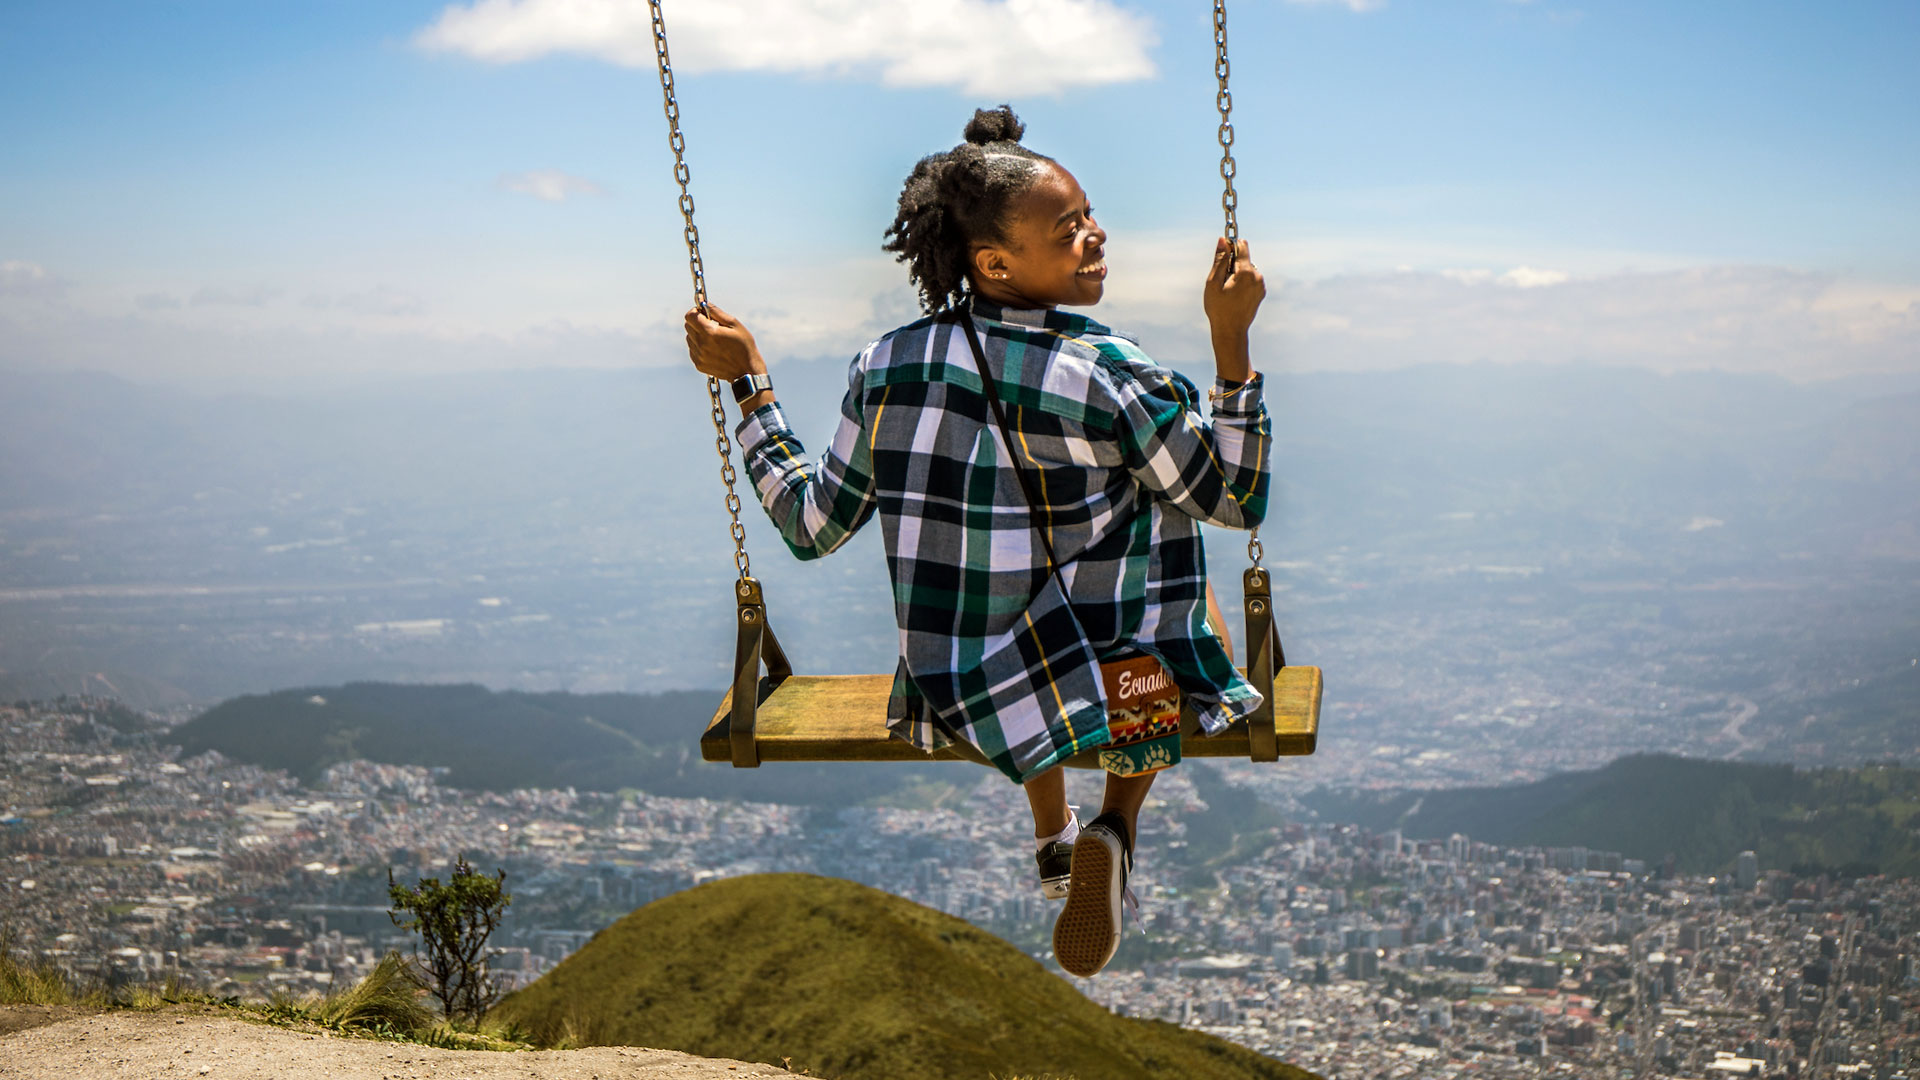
top-left (4, 697), bottom-right (1914, 1078)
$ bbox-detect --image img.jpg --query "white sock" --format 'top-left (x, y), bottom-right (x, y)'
top-left (1035, 808), bottom-right (1080, 852)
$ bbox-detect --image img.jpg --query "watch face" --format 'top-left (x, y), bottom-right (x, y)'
top-left (731, 373), bottom-right (767, 403)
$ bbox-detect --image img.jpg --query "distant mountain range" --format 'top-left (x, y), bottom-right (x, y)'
top-left (1305, 753), bottom-right (1920, 877)
top-left (170, 681), bottom-right (963, 808)
top-left (489, 872), bottom-right (1319, 1080)
top-left (167, 683), bottom-right (1920, 877)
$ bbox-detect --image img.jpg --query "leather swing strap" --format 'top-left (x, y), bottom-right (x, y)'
top-left (951, 305), bottom-right (1067, 581)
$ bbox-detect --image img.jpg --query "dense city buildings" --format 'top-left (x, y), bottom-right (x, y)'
top-left (4, 698), bottom-right (1915, 1078)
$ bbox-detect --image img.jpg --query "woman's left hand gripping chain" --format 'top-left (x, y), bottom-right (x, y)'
top-left (683, 303), bottom-right (765, 383)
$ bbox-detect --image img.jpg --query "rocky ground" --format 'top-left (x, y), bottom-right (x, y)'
top-left (0, 1007), bottom-right (799, 1079)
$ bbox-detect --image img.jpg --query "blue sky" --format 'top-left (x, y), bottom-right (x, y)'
top-left (1, 0), bottom-right (1915, 381)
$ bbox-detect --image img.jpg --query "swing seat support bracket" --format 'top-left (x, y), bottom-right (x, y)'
top-left (1241, 564), bottom-right (1284, 763)
top-left (725, 575), bottom-right (791, 768)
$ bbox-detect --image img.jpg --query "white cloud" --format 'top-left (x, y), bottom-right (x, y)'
top-left (8, 242), bottom-right (1915, 383)
top-left (415, 0), bottom-right (1158, 96)
top-left (2, 260), bottom-right (48, 287)
top-left (1260, 266), bottom-right (1920, 375)
top-left (1091, 236), bottom-right (1919, 377)
top-left (0, 260), bottom-right (61, 298)
top-left (1500, 266), bottom-right (1568, 289)
top-left (499, 169), bottom-right (606, 202)
top-left (0, 304), bottom-right (676, 381)
top-left (1284, 0), bottom-right (1386, 11)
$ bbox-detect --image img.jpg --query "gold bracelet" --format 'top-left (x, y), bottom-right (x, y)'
top-left (1208, 378), bottom-right (1253, 405)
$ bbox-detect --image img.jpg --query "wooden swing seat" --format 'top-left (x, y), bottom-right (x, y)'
top-left (704, 571), bottom-right (1318, 768)
top-left (700, 665), bottom-right (1321, 767)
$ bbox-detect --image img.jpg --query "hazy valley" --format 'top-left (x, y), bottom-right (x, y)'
top-left (2, 361), bottom-right (1915, 793)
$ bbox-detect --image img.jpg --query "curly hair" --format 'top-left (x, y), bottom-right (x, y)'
top-left (882, 105), bottom-right (1055, 315)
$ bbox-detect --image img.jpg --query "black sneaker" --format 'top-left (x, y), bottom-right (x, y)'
top-left (1052, 811), bottom-right (1132, 978)
top-left (1036, 839), bottom-right (1073, 900)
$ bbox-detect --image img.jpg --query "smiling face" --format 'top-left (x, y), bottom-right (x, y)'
top-left (969, 161), bottom-right (1107, 310)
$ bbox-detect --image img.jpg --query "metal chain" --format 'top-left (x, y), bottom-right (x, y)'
top-left (1214, 0), bottom-right (1262, 568)
top-left (648, 0), bottom-right (750, 581)
top-left (1214, 0), bottom-right (1238, 247)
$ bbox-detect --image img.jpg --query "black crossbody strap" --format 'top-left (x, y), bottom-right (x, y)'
top-left (951, 305), bottom-right (1065, 577)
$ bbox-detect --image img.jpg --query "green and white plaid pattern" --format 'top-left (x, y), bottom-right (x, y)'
top-left (736, 301), bottom-right (1270, 783)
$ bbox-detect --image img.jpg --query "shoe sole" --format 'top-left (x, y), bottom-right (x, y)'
top-left (1053, 829), bottom-right (1122, 977)
top-left (1040, 877), bottom-right (1069, 901)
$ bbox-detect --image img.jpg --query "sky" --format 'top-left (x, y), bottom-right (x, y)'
top-left (1, 0), bottom-right (1916, 383)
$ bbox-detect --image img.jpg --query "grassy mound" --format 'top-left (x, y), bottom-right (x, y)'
top-left (489, 874), bottom-right (1315, 1080)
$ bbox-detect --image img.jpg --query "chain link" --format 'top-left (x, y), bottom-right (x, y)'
top-left (649, 0), bottom-right (750, 581)
top-left (1214, 0), bottom-right (1261, 569)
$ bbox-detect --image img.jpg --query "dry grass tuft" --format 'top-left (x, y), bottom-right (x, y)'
top-left (313, 951), bottom-right (434, 1035)
top-left (117, 975), bottom-right (193, 1011)
top-left (550, 997), bottom-right (611, 1051)
top-left (0, 930), bottom-right (75, 1006)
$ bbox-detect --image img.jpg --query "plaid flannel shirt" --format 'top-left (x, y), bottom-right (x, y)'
top-left (736, 300), bottom-right (1271, 783)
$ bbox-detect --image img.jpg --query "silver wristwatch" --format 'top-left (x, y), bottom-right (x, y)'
top-left (730, 372), bottom-right (773, 404)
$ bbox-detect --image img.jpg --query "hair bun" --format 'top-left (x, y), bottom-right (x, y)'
top-left (963, 105), bottom-right (1025, 146)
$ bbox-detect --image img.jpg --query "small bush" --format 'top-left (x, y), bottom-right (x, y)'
top-left (388, 857), bottom-right (511, 1021)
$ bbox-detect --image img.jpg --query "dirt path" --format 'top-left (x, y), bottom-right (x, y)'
top-left (0, 1009), bottom-right (796, 1080)
top-left (0, 1004), bottom-right (102, 1039)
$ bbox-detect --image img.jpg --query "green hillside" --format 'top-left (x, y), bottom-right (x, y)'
top-left (169, 682), bottom-right (961, 807)
top-left (489, 873), bottom-right (1318, 1080)
top-left (1307, 754), bottom-right (1920, 877)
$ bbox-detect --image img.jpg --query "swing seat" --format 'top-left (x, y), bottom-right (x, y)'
top-left (703, 571), bottom-right (1320, 768)
top-left (699, 665), bottom-right (1320, 767)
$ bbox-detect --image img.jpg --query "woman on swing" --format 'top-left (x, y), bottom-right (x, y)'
top-left (684, 106), bottom-right (1269, 978)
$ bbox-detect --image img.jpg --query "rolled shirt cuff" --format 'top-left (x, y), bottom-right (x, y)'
top-left (733, 400), bottom-right (790, 456)
top-left (1209, 372), bottom-right (1265, 417)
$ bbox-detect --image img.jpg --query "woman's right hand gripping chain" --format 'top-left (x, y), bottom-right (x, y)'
top-left (1203, 237), bottom-right (1266, 383)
